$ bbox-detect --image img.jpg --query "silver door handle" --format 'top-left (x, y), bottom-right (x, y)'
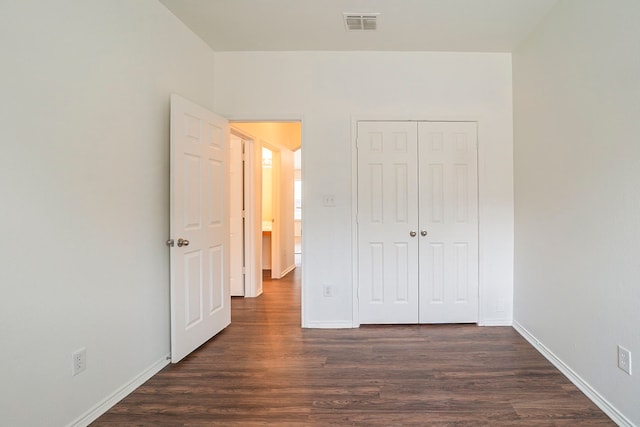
top-left (421, 230), bottom-right (428, 237)
top-left (409, 231), bottom-right (417, 237)
top-left (177, 238), bottom-right (190, 247)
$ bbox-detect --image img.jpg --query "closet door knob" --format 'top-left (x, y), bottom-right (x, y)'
top-left (421, 230), bottom-right (428, 236)
top-left (177, 238), bottom-right (190, 247)
top-left (409, 231), bottom-right (417, 237)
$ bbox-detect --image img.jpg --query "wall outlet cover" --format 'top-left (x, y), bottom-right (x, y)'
top-left (323, 285), bottom-right (333, 297)
top-left (72, 348), bottom-right (87, 376)
top-left (618, 345), bottom-right (632, 375)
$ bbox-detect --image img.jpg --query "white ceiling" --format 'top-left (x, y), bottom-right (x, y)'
top-left (159, 0), bottom-right (559, 52)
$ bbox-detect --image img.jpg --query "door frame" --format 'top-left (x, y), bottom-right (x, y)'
top-left (351, 115), bottom-right (486, 327)
top-left (228, 116), bottom-right (306, 324)
top-left (229, 128), bottom-right (263, 297)
top-left (229, 130), bottom-right (260, 297)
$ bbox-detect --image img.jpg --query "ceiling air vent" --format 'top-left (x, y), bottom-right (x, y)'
top-left (343, 13), bottom-right (379, 31)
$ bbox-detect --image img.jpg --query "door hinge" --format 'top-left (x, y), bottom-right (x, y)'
top-left (166, 239), bottom-right (175, 247)
top-left (242, 266), bottom-right (246, 274)
top-left (242, 210), bottom-right (246, 218)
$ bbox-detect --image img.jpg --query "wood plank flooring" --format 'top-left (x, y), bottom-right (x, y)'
top-left (92, 267), bottom-right (613, 426)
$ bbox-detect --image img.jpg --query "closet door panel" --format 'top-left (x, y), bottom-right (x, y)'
top-left (418, 122), bottom-right (478, 323)
top-left (357, 121), bottom-right (419, 324)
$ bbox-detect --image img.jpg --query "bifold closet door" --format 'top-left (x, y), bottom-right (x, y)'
top-left (357, 121), bottom-right (420, 323)
top-left (418, 122), bottom-right (478, 323)
top-left (357, 121), bottom-right (478, 324)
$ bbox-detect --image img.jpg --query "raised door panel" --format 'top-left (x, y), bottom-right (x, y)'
top-left (184, 250), bottom-right (203, 329)
top-left (208, 244), bottom-right (224, 313)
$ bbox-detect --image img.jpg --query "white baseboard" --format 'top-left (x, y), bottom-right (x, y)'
top-left (68, 354), bottom-right (170, 427)
top-left (305, 320), bottom-right (513, 328)
top-left (303, 321), bottom-right (355, 329)
top-left (279, 264), bottom-right (296, 277)
top-left (513, 321), bottom-right (635, 427)
top-left (478, 319), bottom-right (513, 326)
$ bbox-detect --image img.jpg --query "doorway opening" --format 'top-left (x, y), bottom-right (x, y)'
top-left (229, 121), bottom-right (302, 298)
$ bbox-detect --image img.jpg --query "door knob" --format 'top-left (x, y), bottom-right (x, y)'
top-left (177, 238), bottom-right (190, 247)
top-left (409, 231), bottom-right (417, 237)
top-left (421, 230), bottom-right (428, 236)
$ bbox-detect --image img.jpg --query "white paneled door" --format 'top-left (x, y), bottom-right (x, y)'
top-left (357, 122), bottom-right (420, 323)
top-left (418, 122), bottom-right (478, 323)
top-left (357, 121), bottom-right (478, 324)
top-left (169, 94), bottom-right (230, 363)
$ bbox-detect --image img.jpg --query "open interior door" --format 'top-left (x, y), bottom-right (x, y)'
top-left (169, 94), bottom-right (230, 363)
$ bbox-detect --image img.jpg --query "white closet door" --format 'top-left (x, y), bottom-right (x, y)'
top-left (418, 122), bottom-right (478, 323)
top-left (357, 121), bottom-right (419, 323)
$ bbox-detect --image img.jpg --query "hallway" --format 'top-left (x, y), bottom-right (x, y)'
top-left (93, 266), bottom-right (612, 426)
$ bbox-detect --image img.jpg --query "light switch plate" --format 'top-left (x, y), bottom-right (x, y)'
top-left (322, 195), bottom-right (336, 207)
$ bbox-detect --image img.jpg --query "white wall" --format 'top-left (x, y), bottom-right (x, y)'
top-left (513, 0), bottom-right (640, 424)
top-left (214, 52), bottom-right (514, 327)
top-left (0, 1), bottom-right (215, 425)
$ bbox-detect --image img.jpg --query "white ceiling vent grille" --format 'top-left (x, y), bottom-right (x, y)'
top-left (343, 13), bottom-right (379, 31)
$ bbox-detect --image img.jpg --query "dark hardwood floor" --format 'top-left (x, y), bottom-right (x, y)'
top-left (93, 266), bottom-right (613, 426)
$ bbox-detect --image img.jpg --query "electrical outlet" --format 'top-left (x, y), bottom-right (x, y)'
top-left (618, 345), bottom-right (632, 375)
top-left (72, 348), bottom-right (87, 376)
top-left (323, 285), bottom-right (333, 297)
